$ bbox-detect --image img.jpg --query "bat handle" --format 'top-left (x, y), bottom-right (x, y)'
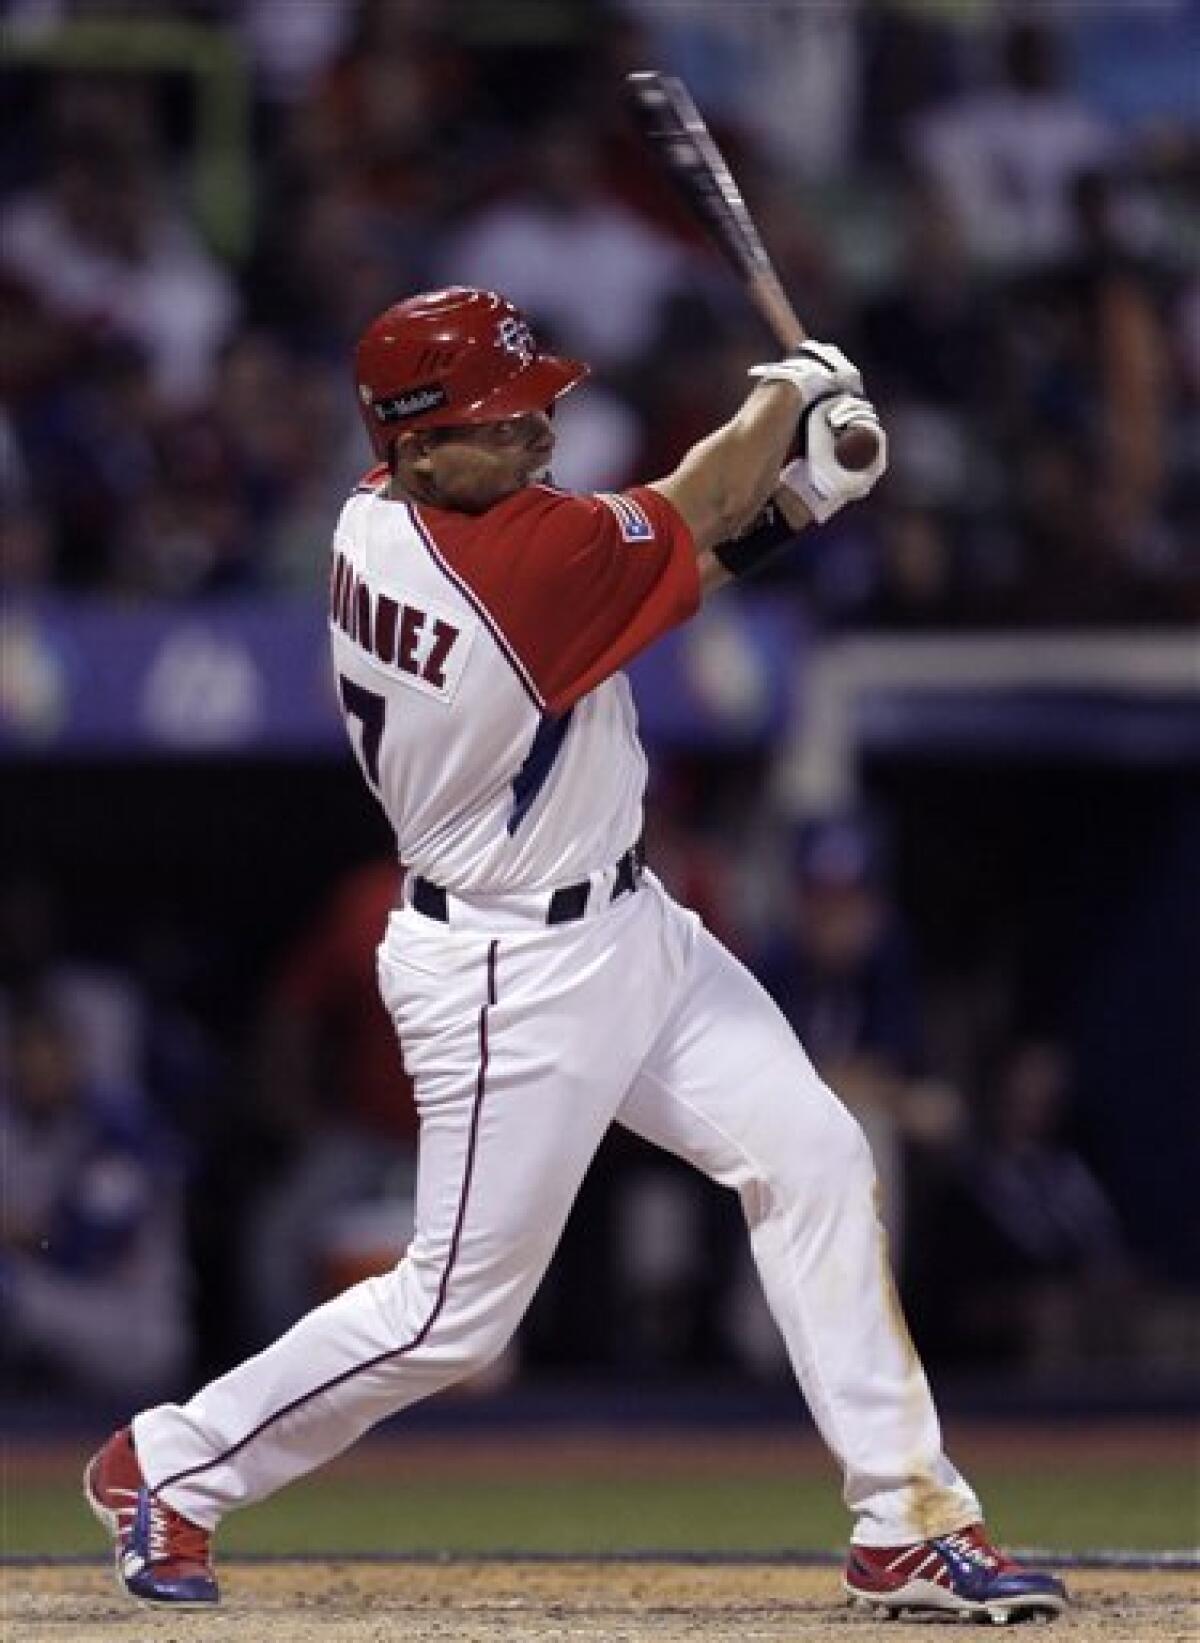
top-left (751, 271), bottom-right (881, 473)
top-left (750, 269), bottom-right (806, 350)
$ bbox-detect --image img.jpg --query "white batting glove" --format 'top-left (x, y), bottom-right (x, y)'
top-left (748, 341), bottom-right (863, 408)
top-left (780, 393), bottom-right (888, 523)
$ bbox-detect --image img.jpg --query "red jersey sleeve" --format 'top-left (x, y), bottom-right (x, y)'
top-left (415, 485), bottom-right (700, 713)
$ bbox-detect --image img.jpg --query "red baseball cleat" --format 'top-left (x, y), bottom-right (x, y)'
top-left (844, 1522), bottom-right (1067, 1625)
top-left (83, 1427), bottom-right (218, 1608)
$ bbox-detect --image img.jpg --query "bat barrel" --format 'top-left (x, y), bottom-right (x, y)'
top-left (625, 69), bottom-right (881, 470)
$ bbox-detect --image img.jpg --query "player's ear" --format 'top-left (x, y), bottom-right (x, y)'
top-left (394, 430), bottom-right (432, 478)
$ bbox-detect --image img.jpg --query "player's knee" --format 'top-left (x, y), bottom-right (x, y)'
top-left (776, 1094), bottom-right (875, 1202)
top-left (461, 1327), bottom-right (513, 1379)
top-left (369, 1266), bottom-right (517, 1382)
top-left (832, 1098), bottom-right (876, 1171)
top-left (821, 1098), bottom-right (877, 1188)
top-left (430, 1315), bottom-right (516, 1385)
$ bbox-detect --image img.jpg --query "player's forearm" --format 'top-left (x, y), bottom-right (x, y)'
top-left (706, 383), bottom-right (807, 536)
top-left (697, 483), bottom-right (812, 596)
top-left (653, 381), bottom-right (802, 553)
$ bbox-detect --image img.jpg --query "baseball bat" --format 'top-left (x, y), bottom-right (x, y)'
top-left (624, 69), bottom-right (879, 471)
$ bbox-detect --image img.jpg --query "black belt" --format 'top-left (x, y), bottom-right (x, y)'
top-left (410, 841), bottom-right (645, 926)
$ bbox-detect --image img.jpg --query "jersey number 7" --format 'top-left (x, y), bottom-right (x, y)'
top-left (339, 675), bottom-right (385, 788)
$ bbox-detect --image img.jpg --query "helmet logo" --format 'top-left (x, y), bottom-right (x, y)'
top-left (496, 316), bottom-right (536, 365)
top-left (373, 383), bottom-right (449, 423)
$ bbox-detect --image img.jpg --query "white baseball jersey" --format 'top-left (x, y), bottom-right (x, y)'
top-left (328, 466), bottom-right (700, 891)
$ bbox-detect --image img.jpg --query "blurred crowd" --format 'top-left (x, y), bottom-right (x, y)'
top-left (2, 0), bottom-right (1197, 620)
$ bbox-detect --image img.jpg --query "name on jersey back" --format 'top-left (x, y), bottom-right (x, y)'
top-left (331, 546), bottom-right (471, 702)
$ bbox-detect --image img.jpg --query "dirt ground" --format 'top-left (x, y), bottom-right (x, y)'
top-left (5, 1560), bottom-right (1197, 1642)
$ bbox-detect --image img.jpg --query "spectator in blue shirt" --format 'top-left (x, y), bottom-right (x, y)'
top-left (0, 992), bottom-right (191, 1398)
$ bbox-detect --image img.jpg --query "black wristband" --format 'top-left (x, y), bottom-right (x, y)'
top-left (712, 500), bottom-right (797, 580)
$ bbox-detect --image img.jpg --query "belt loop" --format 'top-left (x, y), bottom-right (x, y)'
top-left (411, 877), bottom-right (449, 922)
top-left (610, 847), bottom-right (638, 902)
top-left (547, 882), bottom-right (590, 924)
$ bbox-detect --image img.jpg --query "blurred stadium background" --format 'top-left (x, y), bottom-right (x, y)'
top-left (1, 0), bottom-right (1197, 1561)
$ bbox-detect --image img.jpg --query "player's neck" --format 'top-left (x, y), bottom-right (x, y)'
top-left (385, 473), bottom-right (441, 508)
top-left (386, 472), bottom-right (524, 515)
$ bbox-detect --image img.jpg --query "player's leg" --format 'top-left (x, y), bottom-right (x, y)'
top-left (616, 906), bottom-right (980, 1546)
top-left (130, 894), bottom-right (684, 1532)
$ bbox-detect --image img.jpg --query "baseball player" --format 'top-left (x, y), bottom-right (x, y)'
top-left (85, 287), bottom-right (1066, 1625)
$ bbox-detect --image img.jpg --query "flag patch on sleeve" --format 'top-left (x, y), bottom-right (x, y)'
top-left (599, 492), bottom-right (654, 542)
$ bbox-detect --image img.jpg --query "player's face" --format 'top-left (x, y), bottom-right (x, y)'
top-left (402, 410), bottom-right (556, 513)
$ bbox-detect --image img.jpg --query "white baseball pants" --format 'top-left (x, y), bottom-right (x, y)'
top-left (134, 875), bottom-right (980, 1545)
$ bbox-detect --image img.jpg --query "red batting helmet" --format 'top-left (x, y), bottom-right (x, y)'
top-left (354, 287), bottom-right (589, 459)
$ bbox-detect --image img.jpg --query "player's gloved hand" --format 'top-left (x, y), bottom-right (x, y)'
top-left (748, 341), bottom-right (863, 408)
top-left (780, 393), bottom-right (887, 523)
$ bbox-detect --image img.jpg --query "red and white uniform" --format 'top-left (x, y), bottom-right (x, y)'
top-left (328, 469), bottom-right (698, 891)
top-left (133, 475), bottom-right (980, 1553)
